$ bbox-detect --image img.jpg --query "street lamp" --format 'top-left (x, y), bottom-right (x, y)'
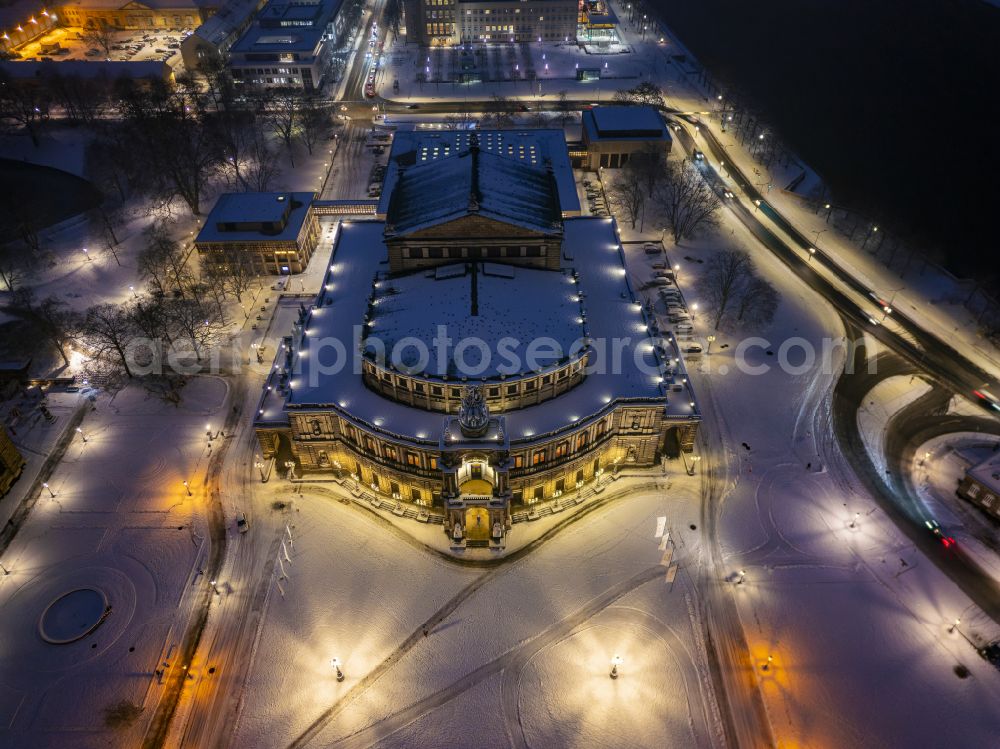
top-left (807, 247), bottom-right (816, 262)
top-left (129, 285), bottom-right (137, 298)
top-left (949, 618), bottom-right (961, 634)
top-left (706, 335), bottom-right (716, 354)
top-left (849, 512), bottom-right (860, 529)
top-left (610, 654), bottom-right (623, 679)
top-left (762, 654), bottom-right (773, 672)
top-left (254, 454), bottom-right (267, 482)
top-left (76, 427), bottom-right (88, 443)
top-left (754, 199), bottom-right (762, 212)
top-left (691, 302), bottom-right (698, 321)
top-left (183, 480), bottom-right (192, 497)
top-left (43, 482), bottom-right (54, 498)
top-left (210, 579), bottom-right (220, 595)
top-left (737, 569), bottom-right (746, 585)
top-left (332, 657), bottom-right (345, 681)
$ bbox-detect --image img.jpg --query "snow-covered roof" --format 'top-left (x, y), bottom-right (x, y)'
top-left (366, 262), bottom-right (583, 378)
top-left (255, 218), bottom-right (700, 444)
top-left (187, 0), bottom-right (265, 48)
top-left (966, 453), bottom-right (1000, 494)
top-left (231, 23), bottom-right (324, 54)
top-left (384, 144), bottom-right (561, 237)
top-left (582, 106), bottom-right (672, 142)
top-left (378, 129), bottom-right (580, 218)
top-left (196, 191), bottom-right (314, 244)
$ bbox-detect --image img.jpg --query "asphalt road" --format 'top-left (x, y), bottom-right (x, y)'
top-left (831, 333), bottom-right (1000, 624)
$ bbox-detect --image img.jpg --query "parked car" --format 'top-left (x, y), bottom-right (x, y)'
top-left (644, 244), bottom-right (660, 254)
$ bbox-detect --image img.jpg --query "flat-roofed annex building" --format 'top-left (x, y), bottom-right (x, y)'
top-left (253, 132), bottom-right (700, 547)
top-left (581, 105), bottom-right (672, 169)
top-left (195, 191), bottom-right (319, 275)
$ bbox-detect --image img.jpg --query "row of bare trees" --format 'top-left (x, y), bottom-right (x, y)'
top-left (11, 217), bottom-right (257, 381)
top-left (2, 69), bottom-right (332, 217)
top-left (606, 145), bottom-right (722, 241)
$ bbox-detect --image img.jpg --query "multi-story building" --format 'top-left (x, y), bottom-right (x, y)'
top-left (413, 0), bottom-right (576, 46)
top-left (181, 0), bottom-right (268, 71)
top-left (57, 0), bottom-right (215, 31)
top-left (456, 0), bottom-right (576, 43)
top-left (228, 0), bottom-right (342, 90)
top-left (195, 192), bottom-right (320, 275)
top-left (253, 132), bottom-right (700, 547)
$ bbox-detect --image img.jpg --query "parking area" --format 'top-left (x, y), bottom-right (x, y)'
top-left (12, 26), bottom-right (193, 69)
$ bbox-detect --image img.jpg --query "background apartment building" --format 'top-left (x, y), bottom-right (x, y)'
top-left (228, 0), bottom-right (342, 89)
top-left (414, 0), bottom-right (576, 46)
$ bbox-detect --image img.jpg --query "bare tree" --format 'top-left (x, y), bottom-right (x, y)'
top-left (242, 128), bottom-right (282, 191)
top-left (653, 160), bottom-right (721, 244)
top-left (42, 72), bottom-right (107, 124)
top-left (81, 21), bottom-right (115, 58)
top-left (555, 90), bottom-right (572, 127)
top-left (33, 296), bottom-right (80, 366)
top-left (81, 303), bottom-right (139, 377)
top-left (701, 249), bottom-right (753, 330)
top-left (606, 170), bottom-right (646, 230)
top-left (129, 294), bottom-right (173, 345)
top-left (258, 89), bottom-right (302, 166)
top-left (736, 276), bottom-right (780, 328)
top-left (484, 94), bottom-right (516, 129)
top-left (299, 99), bottom-right (329, 156)
top-left (113, 80), bottom-right (221, 215)
top-left (613, 81), bottom-right (665, 108)
top-left (0, 243), bottom-right (30, 292)
top-left (166, 297), bottom-right (225, 361)
top-left (0, 71), bottom-right (49, 146)
top-left (624, 143), bottom-right (665, 196)
top-left (138, 220), bottom-right (191, 296)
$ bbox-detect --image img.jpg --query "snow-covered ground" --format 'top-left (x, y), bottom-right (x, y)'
top-left (663, 206), bottom-right (1000, 746)
top-left (231, 475), bottom-right (723, 749)
top-left (0, 377), bottom-right (228, 749)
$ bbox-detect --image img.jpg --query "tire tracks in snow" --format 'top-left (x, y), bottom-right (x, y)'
top-left (311, 566), bottom-right (664, 749)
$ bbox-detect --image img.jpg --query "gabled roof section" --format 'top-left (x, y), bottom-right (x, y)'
top-left (384, 142), bottom-right (562, 237)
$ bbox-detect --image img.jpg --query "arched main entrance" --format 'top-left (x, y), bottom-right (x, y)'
top-left (458, 457), bottom-right (495, 495)
top-left (465, 507), bottom-right (490, 541)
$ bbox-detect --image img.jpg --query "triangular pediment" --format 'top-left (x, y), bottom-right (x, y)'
top-left (397, 213), bottom-right (552, 241)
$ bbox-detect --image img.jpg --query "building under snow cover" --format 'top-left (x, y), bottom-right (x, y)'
top-left (254, 133), bottom-right (699, 547)
top-left (957, 453), bottom-right (1000, 520)
top-left (581, 105), bottom-right (672, 169)
top-left (195, 191), bottom-right (319, 274)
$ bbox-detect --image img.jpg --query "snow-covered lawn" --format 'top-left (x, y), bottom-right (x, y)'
top-left (232, 474), bottom-right (721, 748)
top-left (0, 377), bottom-right (228, 749)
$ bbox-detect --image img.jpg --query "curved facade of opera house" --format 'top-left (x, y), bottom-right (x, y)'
top-left (254, 131), bottom-right (699, 546)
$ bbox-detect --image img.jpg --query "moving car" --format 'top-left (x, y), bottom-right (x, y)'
top-left (924, 519), bottom-right (955, 548)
